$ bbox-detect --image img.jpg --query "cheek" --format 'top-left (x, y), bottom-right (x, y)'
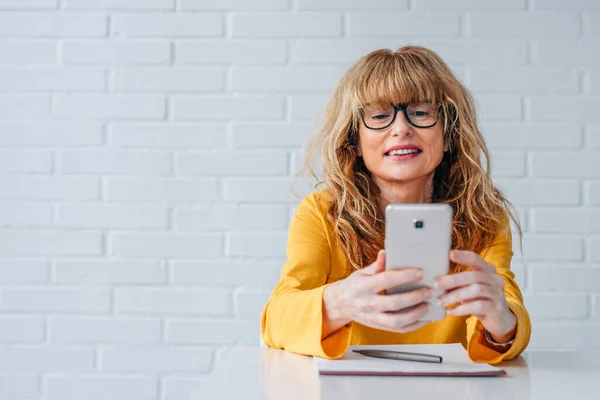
top-left (427, 130), bottom-right (446, 161)
top-left (361, 136), bottom-right (384, 165)
top-left (357, 128), bottom-right (378, 159)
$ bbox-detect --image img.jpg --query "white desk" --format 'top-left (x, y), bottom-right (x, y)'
top-left (196, 346), bottom-right (600, 400)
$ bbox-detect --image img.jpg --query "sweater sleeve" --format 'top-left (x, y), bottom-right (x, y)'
top-left (260, 194), bottom-right (352, 359)
top-left (466, 225), bottom-right (531, 364)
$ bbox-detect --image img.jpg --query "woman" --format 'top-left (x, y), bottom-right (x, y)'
top-left (260, 46), bottom-right (531, 364)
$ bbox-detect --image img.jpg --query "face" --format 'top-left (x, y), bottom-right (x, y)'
top-left (357, 103), bottom-right (446, 186)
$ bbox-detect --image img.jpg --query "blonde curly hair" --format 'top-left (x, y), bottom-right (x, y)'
top-left (299, 45), bottom-right (521, 272)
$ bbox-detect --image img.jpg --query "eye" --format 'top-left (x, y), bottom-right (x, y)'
top-left (410, 110), bottom-right (429, 117)
top-left (407, 102), bottom-right (435, 118)
top-left (372, 113), bottom-right (392, 120)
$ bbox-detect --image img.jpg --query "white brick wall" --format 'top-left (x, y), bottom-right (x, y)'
top-left (348, 12), bottom-right (460, 37)
top-left (62, 41), bottom-right (172, 65)
top-left (231, 12), bottom-right (342, 37)
top-left (0, 1), bottom-right (599, 398)
top-left (0, 12), bottom-right (107, 36)
top-left (176, 40), bottom-right (287, 64)
top-left (111, 14), bottom-right (223, 38)
top-left (0, 94), bottom-right (51, 117)
top-left (64, 0), bottom-right (174, 10)
top-left (0, 0), bottom-right (59, 10)
top-left (0, 375), bottom-right (40, 400)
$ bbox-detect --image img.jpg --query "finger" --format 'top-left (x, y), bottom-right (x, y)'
top-left (450, 250), bottom-right (495, 273)
top-left (375, 249), bottom-right (386, 274)
top-left (369, 268), bottom-right (423, 293)
top-left (375, 303), bottom-right (431, 332)
top-left (438, 283), bottom-right (496, 307)
top-left (361, 250), bottom-right (385, 275)
top-left (435, 270), bottom-right (496, 291)
top-left (375, 288), bottom-right (433, 313)
top-left (447, 299), bottom-right (495, 317)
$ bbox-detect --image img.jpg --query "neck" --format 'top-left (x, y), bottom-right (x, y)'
top-left (375, 173), bottom-right (435, 212)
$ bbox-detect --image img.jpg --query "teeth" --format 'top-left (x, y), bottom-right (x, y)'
top-left (388, 149), bottom-right (419, 156)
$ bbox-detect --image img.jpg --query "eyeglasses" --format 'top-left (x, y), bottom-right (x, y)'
top-left (361, 102), bottom-right (441, 130)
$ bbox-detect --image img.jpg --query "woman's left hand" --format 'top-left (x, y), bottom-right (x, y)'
top-left (435, 250), bottom-right (517, 342)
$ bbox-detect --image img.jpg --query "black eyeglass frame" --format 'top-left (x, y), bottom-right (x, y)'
top-left (360, 103), bottom-right (442, 130)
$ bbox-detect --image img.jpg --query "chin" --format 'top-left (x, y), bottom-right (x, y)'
top-left (384, 167), bottom-right (424, 181)
top-left (381, 172), bottom-right (421, 183)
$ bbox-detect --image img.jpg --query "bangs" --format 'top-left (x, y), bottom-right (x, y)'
top-left (350, 49), bottom-right (447, 112)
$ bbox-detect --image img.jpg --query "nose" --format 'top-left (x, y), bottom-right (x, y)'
top-left (390, 110), bottom-right (413, 137)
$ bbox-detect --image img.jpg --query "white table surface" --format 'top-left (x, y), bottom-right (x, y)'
top-left (195, 346), bottom-right (600, 400)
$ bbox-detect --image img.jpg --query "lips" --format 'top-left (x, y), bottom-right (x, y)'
top-left (384, 145), bottom-right (423, 156)
top-left (386, 148), bottom-right (421, 156)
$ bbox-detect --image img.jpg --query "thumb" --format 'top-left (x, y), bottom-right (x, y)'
top-left (362, 249), bottom-right (386, 275)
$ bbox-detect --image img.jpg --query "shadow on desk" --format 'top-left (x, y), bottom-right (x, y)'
top-left (260, 348), bottom-right (531, 400)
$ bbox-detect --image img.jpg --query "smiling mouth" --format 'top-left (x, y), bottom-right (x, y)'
top-left (385, 149), bottom-right (422, 156)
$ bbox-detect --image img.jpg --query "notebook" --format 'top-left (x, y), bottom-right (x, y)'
top-left (314, 343), bottom-right (506, 377)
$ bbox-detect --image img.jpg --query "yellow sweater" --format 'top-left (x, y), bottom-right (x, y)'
top-left (261, 192), bottom-right (531, 363)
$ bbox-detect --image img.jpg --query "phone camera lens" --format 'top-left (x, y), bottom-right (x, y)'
top-left (415, 220), bottom-right (424, 229)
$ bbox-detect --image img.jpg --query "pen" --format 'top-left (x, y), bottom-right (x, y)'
top-left (352, 349), bottom-right (443, 363)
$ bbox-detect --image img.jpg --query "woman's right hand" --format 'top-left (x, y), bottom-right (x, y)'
top-left (322, 249), bottom-right (433, 336)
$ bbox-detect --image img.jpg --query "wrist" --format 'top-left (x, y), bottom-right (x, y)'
top-left (488, 310), bottom-right (517, 343)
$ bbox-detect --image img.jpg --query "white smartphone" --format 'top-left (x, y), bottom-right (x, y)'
top-left (384, 203), bottom-right (453, 321)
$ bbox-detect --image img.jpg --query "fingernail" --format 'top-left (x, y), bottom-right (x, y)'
top-left (436, 299), bottom-right (442, 306)
top-left (447, 309), bottom-right (454, 315)
top-left (424, 290), bottom-right (432, 299)
top-left (416, 270), bottom-right (424, 279)
top-left (434, 281), bottom-right (441, 290)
